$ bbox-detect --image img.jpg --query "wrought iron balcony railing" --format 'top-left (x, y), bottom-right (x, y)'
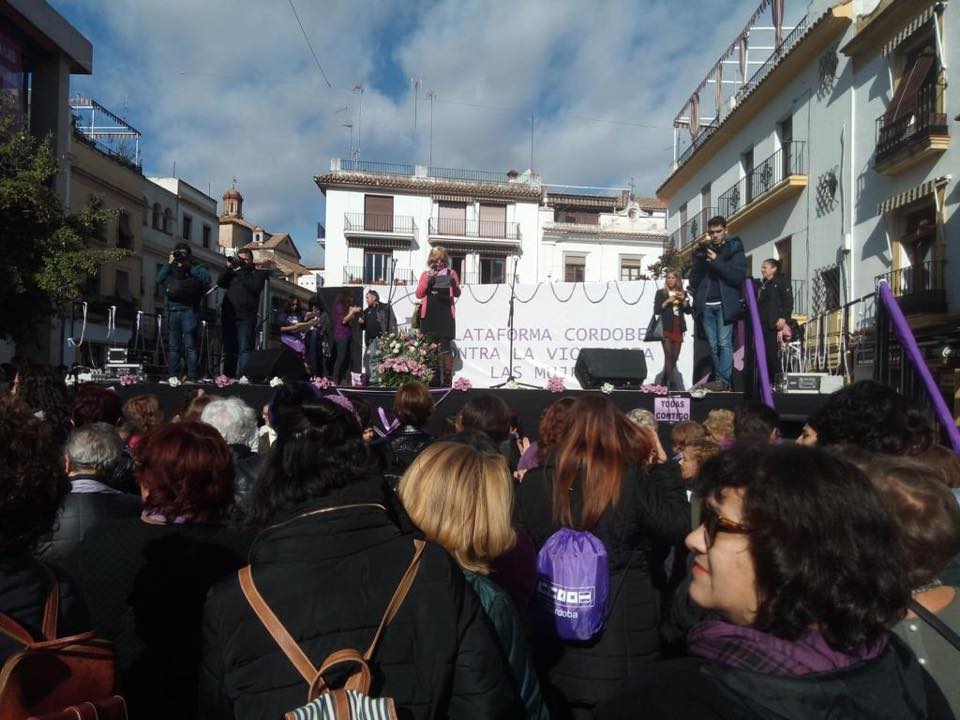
top-left (428, 217), bottom-right (521, 240)
top-left (343, 213), bottom-right (416, 234)
top-left (875, 79), bottom-right (948, 162)
top-left (666, 207), bottom-right (717, 253)
top-left (343, 266), bottom-right (416, 285)
top-left (427, 166), bottom-right (512, 183)
top-left (716, 141), bottom-right (806, 219)
top-left (340, 160), bottom-right (415, 176)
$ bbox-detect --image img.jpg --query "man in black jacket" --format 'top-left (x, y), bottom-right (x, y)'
top-left (756, 258), bottom-right (793, 386)
top-left (358, 290), bottom-right (395, 380)
top-left (36, 423), bottom-right (141, 564)
top-left (688, 216), bottom-right (747, 391)
top-left (217, 249), bottom-right (271, 377)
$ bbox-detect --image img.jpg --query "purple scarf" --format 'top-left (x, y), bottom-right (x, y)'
top-left (688, 619), bottom-right (887, 676)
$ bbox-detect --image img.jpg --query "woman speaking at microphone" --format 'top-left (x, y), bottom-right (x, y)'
top-left (415, 247), bottom-right (461, 386)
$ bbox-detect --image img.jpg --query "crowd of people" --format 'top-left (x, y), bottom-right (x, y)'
top-left (2, 361), bottom-right (960, 719)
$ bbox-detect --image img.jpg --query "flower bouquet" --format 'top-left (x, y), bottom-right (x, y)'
top-left (374, 329), bottom-right (438, 387)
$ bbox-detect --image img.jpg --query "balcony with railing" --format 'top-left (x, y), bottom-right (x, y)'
top-left (343, 213), bottom-right (416, 237)
top-left (875, 79), bottom-right (948, 175)
top-left (875, 260), bottom-right (946, 316)
top-left (428, 217), bottom-right (521, 242)
top-left (340, 159), bottom-right (415, 176)
top-left (343, 266), bottom-right (416, 286)
top-left (665, 207), bottom-right (716, 254)
top-left (716, 141), bottom-right (807, 233)
top-left (427, 166), bottom-right (512, 183)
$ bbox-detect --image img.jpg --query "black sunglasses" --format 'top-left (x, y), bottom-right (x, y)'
top-left (701, 503), bottom-right (750, 548)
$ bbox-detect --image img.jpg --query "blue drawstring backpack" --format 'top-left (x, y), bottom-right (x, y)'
top-left (534, 528), bottom-right (610, 641)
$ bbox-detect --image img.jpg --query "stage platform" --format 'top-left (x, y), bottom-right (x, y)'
top-left (110, 383), bottom-right (827, 441)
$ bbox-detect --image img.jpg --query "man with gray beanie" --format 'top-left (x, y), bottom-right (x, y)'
top-left (37, 423), bottom-right (141, 563)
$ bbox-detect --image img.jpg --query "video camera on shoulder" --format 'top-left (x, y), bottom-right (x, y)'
top-left (173, 247), bottom-right (191, 263)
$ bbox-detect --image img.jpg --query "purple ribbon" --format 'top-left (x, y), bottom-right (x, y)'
top-left (743, 278), bottom-right (775, 410)
top-left (375, 406), bottom-right (400, 438)
top-left (878, 281), bottom-right (960, 453)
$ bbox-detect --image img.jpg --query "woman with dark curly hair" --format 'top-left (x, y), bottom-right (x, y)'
top-left (0, 398), bottom-right (89, 663)
top-left (805, 380), bottom-right (934, 455)
top-left (11, 364), bottom-right (72, 441)
top-left (597, 445), bottom-right (953, 720)
top-left (199, 392), bottom-right (521, 719)
top-left (516, 397), bottom-right (576, 476)
top-left (70, 382), bottom-right (124, 427)
top-left (69, 422), bottom-right (249, 720)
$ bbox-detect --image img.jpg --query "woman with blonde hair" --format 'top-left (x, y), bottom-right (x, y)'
top-left (399, 440), bottom-right (548, 720)
top-left (415, 246), bottom-right (461, 385)
top-left (652, 269), bottom-right (691, 389)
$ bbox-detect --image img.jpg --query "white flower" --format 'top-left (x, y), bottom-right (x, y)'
top-left (64, 375), bottom-right (76, 387)
top-left (504, 379), bottom-right (519, 390)
top-left (238, 376), bottom-right (250, 385)
top-left (269, 376), bottom-right (283, 387)
top-left (168, 376), bottom-right (181, 387)
top-left (689, 387), bottom-right (707, 399)
top-left (600, 382), bottom-right (614, 394)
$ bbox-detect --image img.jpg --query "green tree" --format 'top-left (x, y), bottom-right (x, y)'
top-left (648, 247), bottom-right (692, 279)
top-left (0, 118), bottom-right (129, 341)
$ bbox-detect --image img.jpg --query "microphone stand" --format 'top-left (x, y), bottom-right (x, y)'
top-left (491, 256), bottom-right (538, 389)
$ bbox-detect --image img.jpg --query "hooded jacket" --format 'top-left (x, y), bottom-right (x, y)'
top-left (199, 477), bottom-right (521, 720)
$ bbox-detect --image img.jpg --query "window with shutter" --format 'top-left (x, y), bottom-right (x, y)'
top-left (479, 203), bottom-right (506, 238)
top-left (438, 202), bottom-right (467, 235)
top-left (364, 195), bottom-right (394, 232)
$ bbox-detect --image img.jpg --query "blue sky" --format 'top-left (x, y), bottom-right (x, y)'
top-left (50, 0), bottom-right (793, 267)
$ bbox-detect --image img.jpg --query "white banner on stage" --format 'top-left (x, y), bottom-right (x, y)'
top-left (371, 280), bottom-right (694, 390)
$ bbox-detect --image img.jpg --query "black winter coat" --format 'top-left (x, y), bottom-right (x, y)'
top-left (228, 445), bottom-right (263, 518)
top-left (36, 483), bottom-right (142, 564)
top-left (756, 273), bottom-right (794, 331)
top-left (0, 557), bottom-right (89, 662)
top-left (513, 463), bottom-right (690, 713)
top-left (688, 236), bottom-right (747, 324)
top-left (199, 478), bottom-right (522, 720)
top-left (68, 518), bottom-right (251, 720)
top-left (595, 635), bottom-right (955, 720)
top-left (216, 266), bottom-right (271, 321)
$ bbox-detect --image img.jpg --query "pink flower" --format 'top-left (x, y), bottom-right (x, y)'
top-left (453, 377), bottom-right (472, 391)
top-left (119, 373), bottom-right (138, 386)
top-left (546, 376), bottom-right (566, 393)
top-left (215, 374), bottom-right (236, 388)
top-left (311, 376), bottom-right (334, 389)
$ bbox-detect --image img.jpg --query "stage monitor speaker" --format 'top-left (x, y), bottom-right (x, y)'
top-left (243, 346), bottom-right (306, 383)
top-left (574, 348), bottom-right (647, 389)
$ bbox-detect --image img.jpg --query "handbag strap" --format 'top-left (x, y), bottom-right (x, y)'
top-left (909, 599), bottom-right (960, 653)
top-left (239, 538), bottom-right (426, 686)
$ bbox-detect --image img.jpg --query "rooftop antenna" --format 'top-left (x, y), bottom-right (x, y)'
top-left (352, 84), bottom-right (364, 161)
top-left (426, 90), bottom-right (436, 167)
top-left (411, 77), bottom-right (421, 134)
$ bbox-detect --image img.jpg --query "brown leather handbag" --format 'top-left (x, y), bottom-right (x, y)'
top-left (0, 571), bottom-right (126, 720)
top-left (239, 538), bottom-right (426, 720)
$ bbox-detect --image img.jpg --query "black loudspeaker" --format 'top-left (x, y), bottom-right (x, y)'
top-left (243, 346), bottom-right (306, 382)
top-left (574, 348), bottom-right (647, 389)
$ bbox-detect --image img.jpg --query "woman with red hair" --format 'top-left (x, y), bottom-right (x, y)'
top-left (70, 422), bottom-right (250, 720)
top-left (513, 395), bottom-right (690, 718)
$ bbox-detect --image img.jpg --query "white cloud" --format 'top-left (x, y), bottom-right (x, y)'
top-left (56, 0), bottom-right (774, 266)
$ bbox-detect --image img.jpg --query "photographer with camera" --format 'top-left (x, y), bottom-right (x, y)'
top-left (156, 242), bottom-right (212, 381)
top-left (217, 248), bottom-right (271, 377)
top-left (687, 215), bottom-right (746, 391)
top-left (415, 246), bottom-right (461, 386)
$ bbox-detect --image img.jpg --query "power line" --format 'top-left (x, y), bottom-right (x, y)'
top-left (286, 0), bottom-right (333, 88)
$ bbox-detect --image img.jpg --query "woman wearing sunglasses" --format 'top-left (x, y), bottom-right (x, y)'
top-left (598, 445), bottom-right (953, 720)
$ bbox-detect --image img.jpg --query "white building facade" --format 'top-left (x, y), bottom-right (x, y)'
top-left (315, 159), bottom-right (666, 289)
top-left (658, 0), bottom-right (957, 376)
